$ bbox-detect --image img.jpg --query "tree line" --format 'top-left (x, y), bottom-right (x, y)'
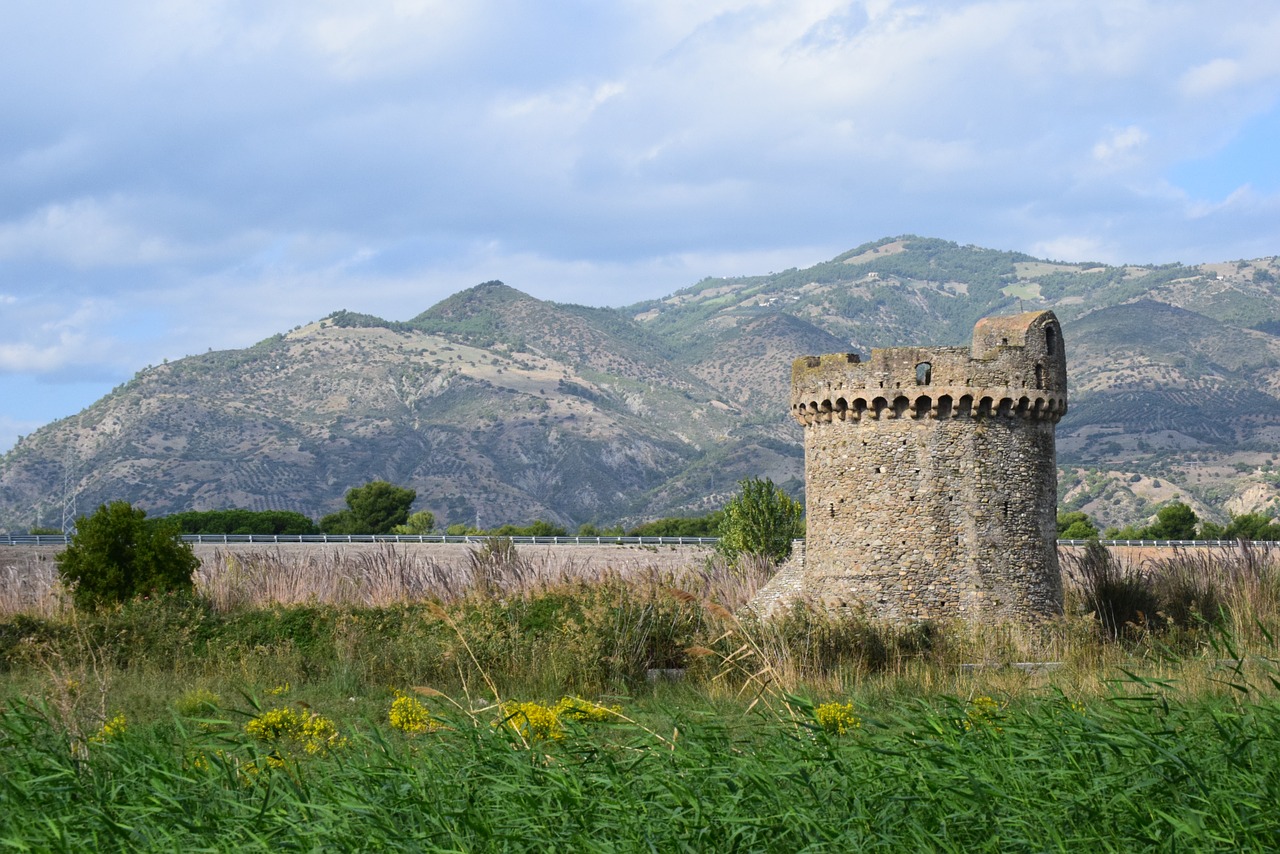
top-left (1059, 503), bottom-right (1280, 541)
top-left (48, 478), bottom-right (806, 612)
top-left (43, 477), bottom-right (1280, 614)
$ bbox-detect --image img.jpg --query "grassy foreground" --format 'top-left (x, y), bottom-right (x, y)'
top-left (2, 675), bottom-right (1280, 851)
top-left (2, 543), bottom-right (1280, 849)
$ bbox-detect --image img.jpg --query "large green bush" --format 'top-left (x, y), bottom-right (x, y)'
top-left (716, 477), bottom-right (804, 565)
top-left (627, 511), bottom-right (724, 537)
top-left (56, 501), bottom-right (199, 611)
top-left (162, 509), bottom-right (318, 535)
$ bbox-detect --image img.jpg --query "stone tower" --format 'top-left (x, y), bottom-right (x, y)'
top-left (757, 310), bottom-right (1067, 622)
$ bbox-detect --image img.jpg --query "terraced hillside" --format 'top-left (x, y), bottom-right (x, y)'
top-left (1, 237), bottom-right (1278, 531)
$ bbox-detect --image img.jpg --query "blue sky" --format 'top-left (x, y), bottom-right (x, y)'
top-left (2, 0), bottom-right (1279, 452)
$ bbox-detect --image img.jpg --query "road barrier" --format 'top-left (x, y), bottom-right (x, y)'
top-left (0, 534), bottom-right (1267, 548)
top-left (0, 533), bottom-right (722, 547)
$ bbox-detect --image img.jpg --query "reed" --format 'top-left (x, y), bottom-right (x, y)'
top-left (2, 665), bottom-right (1280, 850)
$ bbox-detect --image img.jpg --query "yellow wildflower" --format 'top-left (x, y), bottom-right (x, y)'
top-left (90, 712), bottom-right (127, 743)
top-left (500, 701), bottom-right (564, 742)
top-left (554, 696), bottom-right (622, 723)
top-left (245, 707), bottom-right (347, 756)
top-left (959, 695), bottom-right (1004, 734)
top-left (814, 702), bottom-right (861, 735)
top-left (389, 693), bottom-right (441, 735)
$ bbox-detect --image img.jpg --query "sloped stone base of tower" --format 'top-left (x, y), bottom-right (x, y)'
top-left (746, 559), bottom-right (1064, 623)
top-left (746, 558), bottom-right (808, 620)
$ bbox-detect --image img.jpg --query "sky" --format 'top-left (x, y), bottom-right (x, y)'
top-left (2, 0), bottom-right (1279, 453)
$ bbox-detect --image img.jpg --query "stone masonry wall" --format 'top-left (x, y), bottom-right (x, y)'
top-left (754, 310), bottom-right (1067, 622)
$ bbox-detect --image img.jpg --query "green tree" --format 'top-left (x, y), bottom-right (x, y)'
top-left (163, 509), bottom-right (318, 535)
top-left (576, 522), bottom-right (624, 537)
top-left (1056, 511), bottom-right (1099, 540)
top-left (391, 510), bottom-right (436, 535)
top-left (1103, 524), bottom-right (1145, 540)
top-left (1213, 512), bottom-right (1280, 541)
top-left (490, 520), bottom-right (568, 537)
top-left (716, 477), bottom-right (804, 566)
top-left (320, 481), bottom-right (417, 534)
top-left (1145, 502), bottom-right (1199, 540)
top-left (627, 511), bottom-right (725, 538)
top-left (56, 501), bottom-right (199, 611)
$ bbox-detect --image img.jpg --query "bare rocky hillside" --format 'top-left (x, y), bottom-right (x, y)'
top-left (2, 237), bottom-right (1278, 532)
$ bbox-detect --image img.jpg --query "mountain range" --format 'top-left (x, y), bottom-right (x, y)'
top-left (3, 235), bottom-right (1278, 532)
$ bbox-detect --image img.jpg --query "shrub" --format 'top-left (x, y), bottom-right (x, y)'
top-left (1056, 511), bottom-right (1098, 540)
top-left (391, 511), bottom-right (435, 535)
top-left (56, 501), bottom-right (199, 611)
top-left (716, 477), bottom-right (804, 566)
top-left (628, 513), bottom-right (724, 538)
top-left (162, 509), bottom-right (318, 536)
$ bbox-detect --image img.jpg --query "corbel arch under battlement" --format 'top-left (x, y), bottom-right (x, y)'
top-left (791, 386), bottom-right (1067, 426)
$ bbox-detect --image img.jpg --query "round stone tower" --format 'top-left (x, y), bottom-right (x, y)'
top-left (760, 310), bottom-right (1067, 622)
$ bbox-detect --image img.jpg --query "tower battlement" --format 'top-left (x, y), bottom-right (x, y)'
top-left (791, 310), bottom-right (1067, 425)
top-left (754, 310), bottom-right (1067, 623)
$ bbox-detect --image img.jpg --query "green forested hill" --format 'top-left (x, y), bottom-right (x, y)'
top-left (2, 236), bottom-right (1278, 531)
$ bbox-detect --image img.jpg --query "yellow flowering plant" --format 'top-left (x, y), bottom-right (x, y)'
top-left (813, 702), bottom-right (861, 735)
top-left (389, 693), bottom-right (443, 735)
top-left (500, 701), bottom-right (564, 742)
top-left (90, 712), bottom-right (127, 744)
top-left (497, 697), bottom-right (624, 743)
top-left (244, 707), bottom-right (348, 757)
top-left (958, 695), bottom-right (1004, 735)
top-left (554, 696), bottom-right (623, 723)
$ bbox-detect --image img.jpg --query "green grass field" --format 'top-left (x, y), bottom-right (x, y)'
top-left (3, 675), bottom-right (1280, 851)
top-left (3, 544), bottom-right (1280, 850)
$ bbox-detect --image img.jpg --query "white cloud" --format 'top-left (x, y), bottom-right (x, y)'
top-left (0, 298), bottom-right (126, 374)
top-left (1180, 58), bottom-right (1245, 99)
top-left (0, 198), bottom-right (186, 268)
top-left (1029, 235), bottom-right (1119, 265)
top-left (305, 1), bottom-right (479, 79)
top-left (1092, 125), bottom-right (1149, 164)
top-left (1, 0), bottom-right (1280, 436)
top-left (1177, 8), bottom-right (1280, 100)
top-left (1185, 183), bottom-right (1280, 220)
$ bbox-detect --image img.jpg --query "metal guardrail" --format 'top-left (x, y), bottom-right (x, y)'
top-left (0, 534), bottom-right (1268, 548)
top-left (0, 533), bottom-right (722, 547)
top-left (1056, 540), bottom-right (1253, 547)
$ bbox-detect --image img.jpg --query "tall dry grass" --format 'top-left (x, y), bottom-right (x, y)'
top-left (5, 542), bottom-right (1280, 697)
top-left (195, 544), bottom-right (773, 612)
top-left (1061, 541), bottom-right (1280, 641)
top-left (0, 543), bottom-right (755, 617)
top-left (0, 560), bottom-right (68, 618)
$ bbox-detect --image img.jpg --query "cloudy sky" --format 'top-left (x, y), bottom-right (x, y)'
top-left (2, 0), bottom-right (1278, 452)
